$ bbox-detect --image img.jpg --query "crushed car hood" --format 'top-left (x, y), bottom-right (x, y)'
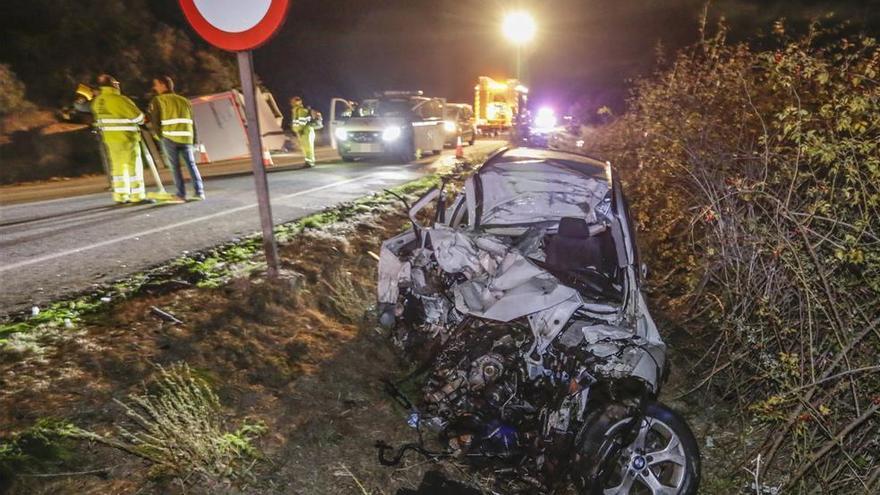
top-left (378, 151), bottom-right (666, 389)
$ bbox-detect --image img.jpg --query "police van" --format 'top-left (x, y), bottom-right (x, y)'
top-left (329, 91), bottom-right (446, 163)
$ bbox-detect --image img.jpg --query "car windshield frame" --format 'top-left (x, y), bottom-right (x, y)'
top-left (359, 98), bottom-right (415, 118)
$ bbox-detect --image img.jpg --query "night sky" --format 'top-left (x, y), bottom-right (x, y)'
top-left (3, 0), bottom-right (879, 115)
top-left (246, 0), bottom-right (880, 115)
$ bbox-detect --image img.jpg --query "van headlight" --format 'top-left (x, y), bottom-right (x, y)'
top-left (443, 120), bottom-right (457, 133)
top-left (382, 126), bottom-right (402, 141)
top-left (335, 128), bottom-right (348, 141)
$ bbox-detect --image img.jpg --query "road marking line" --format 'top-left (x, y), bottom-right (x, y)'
top-left (0, 173), bottom-right (382, 273)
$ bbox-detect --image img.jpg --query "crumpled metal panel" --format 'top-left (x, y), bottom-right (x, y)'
top-left (526, 294), bottom-right (584, 355)
top-left (426, 226), bottom-right (583, 323)
top-left (377, 230), bottom-right (417, 304)
top-left (468, 162), bottom-right (609, 228)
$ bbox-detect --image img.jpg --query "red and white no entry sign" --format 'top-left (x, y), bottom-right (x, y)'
top-left (178, 0), bottom-right (289, 278)
top-left (179, 0), bottom-right (290, 52)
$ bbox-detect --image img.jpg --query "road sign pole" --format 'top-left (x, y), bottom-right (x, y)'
top-left (236, 50), bottom-right (280, 278)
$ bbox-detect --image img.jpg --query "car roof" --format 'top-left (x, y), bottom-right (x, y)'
top-left (482, 147), bottom-right (611, 182)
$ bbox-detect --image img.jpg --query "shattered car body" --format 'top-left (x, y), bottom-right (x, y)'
top-left (376, 148), bottom-right (700, 494)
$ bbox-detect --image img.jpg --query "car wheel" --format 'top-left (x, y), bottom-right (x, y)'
top-left (397, 140), bottom-right (417, 163)
top-left (574, 402), bottom-right (701, 495)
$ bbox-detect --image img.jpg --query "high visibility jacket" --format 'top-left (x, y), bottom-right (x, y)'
top-left (91, 86), bottom-right (143, 144)
top-left (148, 92), bottom-right (195, 145)
top-left (291, 104), bottom-right (313, 134)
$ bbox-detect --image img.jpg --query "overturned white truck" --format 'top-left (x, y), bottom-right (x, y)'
top-left (375, 147), bottom-right (701, 494)
top-left (190, 87), bottom-right (287, 163)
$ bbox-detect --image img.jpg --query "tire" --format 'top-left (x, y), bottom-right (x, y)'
top-left (574, 402), bottom-right (700, 495)
top-left (397, 139), bottom-right (418, 163)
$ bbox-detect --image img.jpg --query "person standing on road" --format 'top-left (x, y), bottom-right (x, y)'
top-left (91, 74), bottom-right (147, 204)
top-left (148, 76), bottom-right (205, 201)
top-left (290, 96), bottom-right (318, 167)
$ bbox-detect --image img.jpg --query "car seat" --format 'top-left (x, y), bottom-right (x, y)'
top-left (544, 217), bottom-right (616, 276)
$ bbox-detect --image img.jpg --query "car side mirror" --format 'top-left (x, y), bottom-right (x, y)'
top-left (640, 263), bottom-right (649, 279)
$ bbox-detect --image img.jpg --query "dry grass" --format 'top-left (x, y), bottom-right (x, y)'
top-left (103, 363), bottom-right (265, 488)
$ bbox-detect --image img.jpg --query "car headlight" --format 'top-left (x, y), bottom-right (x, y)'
top-left (335, 128), bottom-right (348, 141)
top-left (382, 126), bottom-right (402, 141)
top-left (443, 120), bottom-right (457, 133)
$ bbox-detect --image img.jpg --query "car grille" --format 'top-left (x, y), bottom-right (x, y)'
top-left (349, 131), bottom-right (381, 143)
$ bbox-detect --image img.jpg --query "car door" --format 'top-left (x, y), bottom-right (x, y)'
top-left (411, 100), bottom-right (435, 152)
top-left (329, 97), bottom-right (353, 150)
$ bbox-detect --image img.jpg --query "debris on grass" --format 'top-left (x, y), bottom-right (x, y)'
top-left (149, 306), bottom-right (182, 325)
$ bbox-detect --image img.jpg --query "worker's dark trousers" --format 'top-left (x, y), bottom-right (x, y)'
top-left (161, 138), bottom-right (204, 199)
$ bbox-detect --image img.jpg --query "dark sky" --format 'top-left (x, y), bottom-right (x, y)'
top-left (246, 0), bottom-right (880, 115)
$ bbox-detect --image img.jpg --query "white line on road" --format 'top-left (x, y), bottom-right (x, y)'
top-left (0, 172), bottom-right (382, 273)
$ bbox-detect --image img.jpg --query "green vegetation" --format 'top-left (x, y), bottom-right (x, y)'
top-left (589, 19), bottom-right (879, 493)
top-left (0, 298), bottom-right (103, 352)
top-left (0, 418), bottom-right (80, 483)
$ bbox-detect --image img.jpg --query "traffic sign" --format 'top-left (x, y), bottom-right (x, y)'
top-left (178, 0), bottom-right (289, 278)
top-left (179, 0), bottom-right (290, 52)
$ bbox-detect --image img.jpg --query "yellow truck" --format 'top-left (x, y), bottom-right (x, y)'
top-left (473, 76), bottom-right (528, 135)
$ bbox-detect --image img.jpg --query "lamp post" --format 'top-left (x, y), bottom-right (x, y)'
top-left (502, 11), bottom-right (536, 81)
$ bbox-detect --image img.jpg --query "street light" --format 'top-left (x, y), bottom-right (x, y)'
top-left (502, 11), bottom-right (536, 45)
top-left (502, 11), bottom-right (535, 81)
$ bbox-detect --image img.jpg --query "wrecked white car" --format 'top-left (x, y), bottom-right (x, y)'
top-left (375, 148), bottom-right (700, 494)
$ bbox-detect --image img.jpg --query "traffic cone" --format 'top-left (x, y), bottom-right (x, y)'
top-left (455, 135), bottom-right (464, 159)
top-left (198, 143), bottom-right (211, 164)
top-left (262, 150), bottom-right (274, 167)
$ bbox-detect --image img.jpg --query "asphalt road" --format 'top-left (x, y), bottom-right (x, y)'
top-left (0, 141), bottom-right (504, 314)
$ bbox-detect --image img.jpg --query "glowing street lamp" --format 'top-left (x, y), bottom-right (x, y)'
top-left (502, 11), bottom-right (535, 80)
top-left (502, 11), bottom-right (536, 45)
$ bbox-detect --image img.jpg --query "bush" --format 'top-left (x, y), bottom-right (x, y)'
top-left (109, 363), bottom-right (265, 488)
top-left (0, 64), bottom-right (34, 115)
top-left (589, 19), bottom-right (879, 494)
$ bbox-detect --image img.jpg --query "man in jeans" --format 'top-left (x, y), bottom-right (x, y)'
top-left (148, 76), bottom-right (204, 201)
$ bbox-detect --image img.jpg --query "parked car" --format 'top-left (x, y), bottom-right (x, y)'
top-left (375, 147), bottom-right (701, 494)
top-left (443, 103), bottom-right (476, 147)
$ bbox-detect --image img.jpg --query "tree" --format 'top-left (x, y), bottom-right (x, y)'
top-left (0, 0), bottom-right (237, 107)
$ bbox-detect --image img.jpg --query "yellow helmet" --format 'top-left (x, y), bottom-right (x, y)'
top-left (75, 83), bottom-right (95, 102)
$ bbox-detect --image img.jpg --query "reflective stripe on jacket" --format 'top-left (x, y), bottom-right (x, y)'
top-left (91, 86), bottom-right (143, 143)
top-left (291, 104), bottom-right (312, 132)
top-left (149, 93), bottom-right (195, 144)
